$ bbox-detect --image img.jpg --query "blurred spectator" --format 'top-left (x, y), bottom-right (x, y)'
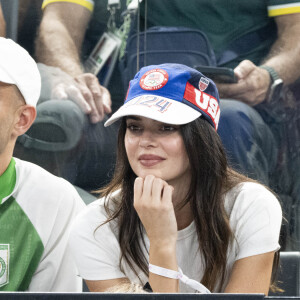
top-left (106, 282), bottom-right (148, 293)
top-left (0, 37), bottom-right (85, 291)
top-left (15, 0), bottom-right (127, 190)
top-left (18, 0), bottom-right (43, 55)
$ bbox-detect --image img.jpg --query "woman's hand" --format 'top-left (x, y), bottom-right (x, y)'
top-left (134, 175), bottom-right (179, 293)
top-left (134, 175), bottom-right (177, 247)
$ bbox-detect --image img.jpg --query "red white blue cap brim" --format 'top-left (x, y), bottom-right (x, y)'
top-left (104, 94), bottom-right (201, 127)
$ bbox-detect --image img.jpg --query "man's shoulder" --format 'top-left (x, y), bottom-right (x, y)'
top-left (15, 158), bottom-right (74, 189)
top-left (13, 158), bottom-right (83, 206)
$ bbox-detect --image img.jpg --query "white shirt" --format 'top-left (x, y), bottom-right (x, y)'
top-left (69, 182), bottom-right (282, 292)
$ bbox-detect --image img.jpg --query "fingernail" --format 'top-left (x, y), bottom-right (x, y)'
top-left (234, 69), bottom-right (243, 79)
top-left (91, 115), bottom-right (100, 123)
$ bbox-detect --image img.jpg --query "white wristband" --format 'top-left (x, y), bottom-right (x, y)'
top-left (149, 263), bottom-right (211, 294)
top-left (149, 264), bottom-right (179, 279)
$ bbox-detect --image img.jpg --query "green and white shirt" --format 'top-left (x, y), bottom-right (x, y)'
top-left (0, 158), bottom-right (85, 291)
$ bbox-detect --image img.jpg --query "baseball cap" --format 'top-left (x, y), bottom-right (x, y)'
top-left (105, 63), bottom-right (220, 130)
top-left (0, 38), bottom-right (41, 107)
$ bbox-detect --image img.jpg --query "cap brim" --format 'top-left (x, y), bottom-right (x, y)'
top-left (0, 68), bottom-right (15, 85)
top-left (105, 95), bottom-right (201, 127)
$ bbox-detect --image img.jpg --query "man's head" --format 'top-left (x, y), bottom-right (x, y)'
top-left (0, 38), bottom-right (41, 158)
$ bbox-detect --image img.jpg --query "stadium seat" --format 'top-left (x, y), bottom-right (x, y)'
top-left (269, 251), bottom-right (300, 296)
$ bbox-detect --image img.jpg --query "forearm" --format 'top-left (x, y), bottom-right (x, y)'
top-left (134, 176), bottom-right (179, 292)
top-left (35, 20), bottom-right (83, 77)
top-left (0, 5), bottom-right (6, 37)
top-left (262, 14), bottom-right (300, 85)
top-left (149, 242), bottom-right (179, 293)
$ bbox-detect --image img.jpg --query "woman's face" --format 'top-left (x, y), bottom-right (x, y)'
top-left (124, 116), bottom-right (191, 187)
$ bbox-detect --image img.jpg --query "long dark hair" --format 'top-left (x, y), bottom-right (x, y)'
top-left (98, 117), bottom-right (279, 291)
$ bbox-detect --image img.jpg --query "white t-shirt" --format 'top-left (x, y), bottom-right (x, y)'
top-left (69, 182), bottom-right (282, 293)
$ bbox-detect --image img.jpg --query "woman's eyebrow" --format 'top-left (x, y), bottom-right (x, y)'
top-left (126, 116), bottom-right (141, 121)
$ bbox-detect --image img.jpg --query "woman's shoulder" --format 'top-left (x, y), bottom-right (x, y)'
top-left (224, 181), bottom-right (281, 217)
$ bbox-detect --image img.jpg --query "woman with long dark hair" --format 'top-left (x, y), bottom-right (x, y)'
top-left (69, 63), bottom-right (282, 294)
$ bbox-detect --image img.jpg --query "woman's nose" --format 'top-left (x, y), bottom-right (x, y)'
top-left (138, 130), bottom-right (157, 148)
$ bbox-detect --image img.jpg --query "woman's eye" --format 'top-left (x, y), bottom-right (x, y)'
top-left (161, 125), bottom-right (177, 131)
top-left (127, 124), bottom-right (142, 132)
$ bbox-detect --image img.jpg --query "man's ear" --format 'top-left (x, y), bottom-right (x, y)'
top-left (13, 105), bottom-right (37, 137)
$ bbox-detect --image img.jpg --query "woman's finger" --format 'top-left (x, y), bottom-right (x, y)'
top-left (134, 177), bottom-right (144, 207)
top-left (161, 185), bottom-right (174, 205)
top-left (142, 175), bottom-right (155, 202)
top-left (152, 178), bottom-right (167, 205)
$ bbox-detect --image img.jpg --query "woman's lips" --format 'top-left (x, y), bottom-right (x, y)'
top-left (138, 154), bottom-right (165, 167)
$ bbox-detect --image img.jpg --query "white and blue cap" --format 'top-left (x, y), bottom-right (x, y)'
top-left (0, 38), bottom-right (41, 107)
top-left (105, 63), bottom-right (220, 130)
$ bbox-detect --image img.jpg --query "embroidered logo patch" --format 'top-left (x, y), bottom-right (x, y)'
top-left (140, 69), bottom-right (169, 90)
top-left (0, 244), bottom-right (9, 288)
top-left (199, 77), bottom-right (209, 91)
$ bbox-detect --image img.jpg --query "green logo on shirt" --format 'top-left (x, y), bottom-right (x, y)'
top-left (0, 258), bottom-right (6, 277)
top-left (0, 244), bottom-right (9, 287)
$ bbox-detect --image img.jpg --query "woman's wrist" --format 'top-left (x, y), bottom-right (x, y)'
top-left (149, 242), bottom-right (177, 260)
top-left (149, 242), bottom-right (177, 271)
top-left (148, 244), bottom-right (179, 293)
top-left (149, 236), bottom-right (177, 249)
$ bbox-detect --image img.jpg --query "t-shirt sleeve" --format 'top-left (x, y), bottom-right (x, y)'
top-left (230, 183), bottom-right (282, 261)
top-left (42, 0), bottom-right (94, 12)
top-left (267, 0), bottom-right (300, 17)
top-left (27, 181), bottom-right (86, 292)
top-left (68, 199), bottom-right (126, 280)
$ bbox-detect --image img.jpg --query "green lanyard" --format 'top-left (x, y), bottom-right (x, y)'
top-left (107, 0), bottom-right (121, 33)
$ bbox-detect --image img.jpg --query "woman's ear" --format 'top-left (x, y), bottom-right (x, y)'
top-left (13, 105), bottom-right (37, 137)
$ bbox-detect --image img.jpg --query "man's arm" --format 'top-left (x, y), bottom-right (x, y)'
top-left (217, 13), bottom-right (300, 105)
top-left (0, 3), bottom-right (6, 37)
top-left (263, 13), bottom-right (300, 85)
top-left (35, 2), bottom-right (111, 123)
top-left (36, 2), bottom-right (89, 77)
